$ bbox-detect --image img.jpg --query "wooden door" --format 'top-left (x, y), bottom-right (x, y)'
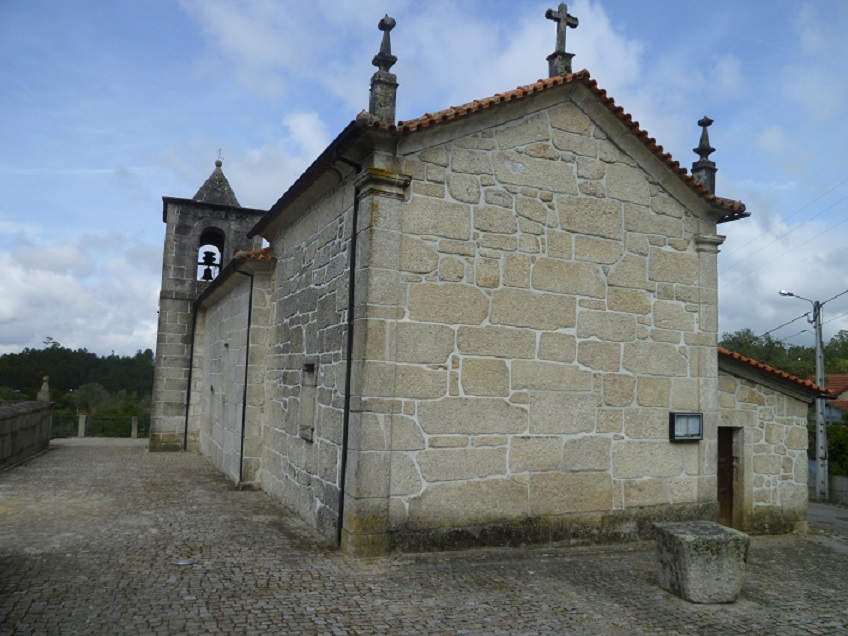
top-left (717, 427), bottom-right (734, 527)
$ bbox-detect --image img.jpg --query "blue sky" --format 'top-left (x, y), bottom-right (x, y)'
top-left (1, 0), bottom-right (847, 356)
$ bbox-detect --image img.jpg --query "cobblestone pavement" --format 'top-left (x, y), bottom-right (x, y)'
top-left (2, 439), bottom-right (848, 635)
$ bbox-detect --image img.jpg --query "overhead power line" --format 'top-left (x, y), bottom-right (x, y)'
top-left (721, 176), bottom-right (848, 260)
top-left (774, 329), bottom-right (812, 344)
top-left (759, 288), bottom-right (848, 340)
top-left (721, 192), bottom-right (848, 275)
top-left (720, 210), bottom-right (848, 290)
top-left (823, 288), bottom-right (848, 305)
top-left (823, 311), bottom-right (848, 327)
top-left (760, 312), bottom-right (809, 338)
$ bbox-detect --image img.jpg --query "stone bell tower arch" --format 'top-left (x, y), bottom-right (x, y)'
top-left (149, 160), bottom-right (266, 451)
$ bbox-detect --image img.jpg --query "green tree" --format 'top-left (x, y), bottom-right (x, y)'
top-left (0, 342), bottom-right (154, 398)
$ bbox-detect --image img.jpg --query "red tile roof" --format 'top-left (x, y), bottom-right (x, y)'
top-left (234, 247), bottom-right (275, 261)
top-left (718, 346), bottom-right (832, 395)
top-left (825, 374), bottom-right (848, 397)
top-left (830, 399), bottom-right (848, 413)
top-left (356, 70), bottom-right (747, 222)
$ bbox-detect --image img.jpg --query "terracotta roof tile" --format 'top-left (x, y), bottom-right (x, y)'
top-left (829, 399), bottom-right (848, 413)
top-left (234, 247), bottom-right (275, 261)
top-left (356, 70), bottom-right (747, 221)
top-left (825, 374), bottom-right (848, 396)
top-left (718, 346), bottom-right (832, 395)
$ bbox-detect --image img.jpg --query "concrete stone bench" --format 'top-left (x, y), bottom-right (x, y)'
top-left (654, 521), bottom-right (750, 604)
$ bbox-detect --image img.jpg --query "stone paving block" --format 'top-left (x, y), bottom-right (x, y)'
top-left (1, 439), bottom-right (847, 634)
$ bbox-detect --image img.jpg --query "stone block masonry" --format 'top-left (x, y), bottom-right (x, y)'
top-left (340, 86), bottom-right (728, 552)
top-left (257, 180), bottom-right (356, 542)
top-left (150, 195), bottom-right (264, 452)
top-left (0, 402), bottom-right (51, 470)
top-left (718, 368), bottom-right (810, 532)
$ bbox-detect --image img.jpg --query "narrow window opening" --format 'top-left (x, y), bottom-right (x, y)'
top-left (299, 360), bottom-right (317, 442)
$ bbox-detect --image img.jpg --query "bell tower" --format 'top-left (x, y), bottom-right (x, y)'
top-left (149, 160), bottom-right (265, 451)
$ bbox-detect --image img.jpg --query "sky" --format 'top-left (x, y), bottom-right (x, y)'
top-left (1, 0), bottom-right (847, 357)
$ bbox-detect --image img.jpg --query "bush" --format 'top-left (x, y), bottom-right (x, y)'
top-left (828, 424), bottom-right (848, 477)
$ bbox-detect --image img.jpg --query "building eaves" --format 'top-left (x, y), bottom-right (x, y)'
top-left (194, 248), bottom-right (276, 309)
top-left (718, 346), bottom-right (832, 397)
top-left (247, 121), bottom-right (370, 238)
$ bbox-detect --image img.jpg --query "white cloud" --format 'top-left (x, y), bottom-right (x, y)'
top-left (711, 54), bottom-right (746, 99)
top-left (719, 211), bottom-right (848, 343)
top-left (178, 0), bottom-right (398, 102)
top-left (0, 233), bottom-right (160, 356)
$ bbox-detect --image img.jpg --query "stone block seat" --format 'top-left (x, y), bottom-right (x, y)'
top-left (654, 521), bottom-right (750, 604)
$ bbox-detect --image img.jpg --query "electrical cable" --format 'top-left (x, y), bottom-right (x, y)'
top-left (760, 312), bottom-right (810, 337)
top-left (721, 211), bottom-right (848, 289)
top-left (722, 178), bottom-right (848, 261)
top-left (721, 192), bottom-right (848, 274)
top-left (823, 310), bottom-right (848, 327)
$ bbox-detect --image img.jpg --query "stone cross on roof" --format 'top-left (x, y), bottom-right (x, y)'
top-left (545, 3), bottom-right (579, 77)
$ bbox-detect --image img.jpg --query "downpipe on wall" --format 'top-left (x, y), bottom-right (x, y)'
top-left (336, 154), bottom-right (362, 545)
top-left (234, 269), bottom-right (255, 486)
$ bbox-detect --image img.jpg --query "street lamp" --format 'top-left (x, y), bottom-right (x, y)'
top-left (779, 289), bottom-right (827, 501)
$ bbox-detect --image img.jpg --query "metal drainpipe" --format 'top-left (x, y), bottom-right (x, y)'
top-left (183, 306), bottom-right (199, 451)
top-left (336, 155), bottom-right (362, 545)
top-left (235, 269), bottom-right (255, 486)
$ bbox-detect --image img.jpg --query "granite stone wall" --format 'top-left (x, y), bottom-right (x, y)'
top-left (258, 179), bottom-right (356, 541)
top-left (344, 84), bottom-right (727, 553)
top-left (718, 370), bottom-right (809, 532)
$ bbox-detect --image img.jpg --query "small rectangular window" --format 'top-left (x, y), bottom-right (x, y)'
top-left (299, 360), bottom-right (317, 442)
top-left (669, 412), bottom-right (703, 442)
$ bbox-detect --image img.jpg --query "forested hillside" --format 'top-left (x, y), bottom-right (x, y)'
top-left (0, 339), bottom-right (154, 399)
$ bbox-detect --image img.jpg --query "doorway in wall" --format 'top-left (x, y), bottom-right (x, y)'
top-left (717, 427), bottom-right (738, 527)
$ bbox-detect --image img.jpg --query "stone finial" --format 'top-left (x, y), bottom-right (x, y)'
top-left (368, 15), bottom-right (399, 126)
top-left (37, 376), bottom-right (51, 403)
top-left (546, 3), bottom-right (579, 77)
top-left (692, 116), bottom-right (717, 194)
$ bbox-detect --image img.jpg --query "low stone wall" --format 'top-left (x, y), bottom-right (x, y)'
top-left (0, 402), bottom-right (52, 470)
top-left (827, 475), bottom-right (848, 506)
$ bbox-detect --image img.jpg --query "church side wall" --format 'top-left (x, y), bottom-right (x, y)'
top-left (258, 180), bottom-right (355, 541)
top-left (351, 88), bottom-right (724, 552)
top-left (718, 370), bottom-right (809, 533)
top-left (193, 277), bottom-right (251, 484)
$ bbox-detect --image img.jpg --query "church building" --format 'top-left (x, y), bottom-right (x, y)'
top-left (150, 7), bottom-right (824, 556)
